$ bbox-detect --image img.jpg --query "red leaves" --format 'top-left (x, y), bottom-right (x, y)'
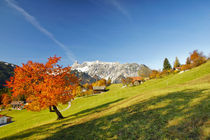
top-left (6, 56), bottom-right (79, 111)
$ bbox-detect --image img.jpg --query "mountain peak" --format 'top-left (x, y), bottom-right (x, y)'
top-left (72, 61), bottom-right (151, 83)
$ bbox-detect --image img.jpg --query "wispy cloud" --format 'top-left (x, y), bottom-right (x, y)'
top-left (90, 0), bottom-right (131, 21)
top-left (5, 0), bottom-right (76, 62)
top-left (108, 0), bottom-right (131, 20)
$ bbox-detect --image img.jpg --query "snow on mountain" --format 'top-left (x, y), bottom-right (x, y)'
top-left (71, 60), bottom-right (151, 83)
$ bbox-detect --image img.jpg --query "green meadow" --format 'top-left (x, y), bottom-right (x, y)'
top-left (0, 61), bottom-right (210, 139)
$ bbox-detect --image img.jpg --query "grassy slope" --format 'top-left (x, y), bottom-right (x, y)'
top-left (0, 61), bottom-right (210, 139)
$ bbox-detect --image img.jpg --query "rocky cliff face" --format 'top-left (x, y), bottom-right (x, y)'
top-left (72, 60), bottom-right (151, 83)
top-left (71, 70), bottom-right (100, 85)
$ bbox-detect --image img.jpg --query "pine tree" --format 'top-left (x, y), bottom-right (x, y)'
top-left (163, 58), bottom-right (172, 70)
top-left (174, 57), bottom-right (181, 68)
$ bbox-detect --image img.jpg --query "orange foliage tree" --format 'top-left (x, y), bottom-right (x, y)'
top-left (92, 79), bottom-right (107, 87)
top-left (106, 78), bottom-right (112, 86)
top-left (181, 50), bottom-right (206, 71)
top-left (121, 77), bottom-right (133, 86)
top-left (149, 70), bottom-right (160, 79)
top-left (181, 64), bottom-right (191, 71)
top-left (6, 56), bottom-right (79, 119)
top-left (190, 50), bottom-right (206, 67)
top-left (1, 94), bottom-right (11, 107)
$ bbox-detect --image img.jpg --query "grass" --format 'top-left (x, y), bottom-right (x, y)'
top-left (0, 61), bottom-right (210, 139)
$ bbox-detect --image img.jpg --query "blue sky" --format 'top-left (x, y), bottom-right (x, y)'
top-left (0, 0), bottom-right (209, 69)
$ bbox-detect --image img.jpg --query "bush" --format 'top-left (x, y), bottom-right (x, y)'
top-left (92, 79), bottom-right (107, 87)
top-left (173, 69), bottom-right (180, 74)
top-left (149, 70), bottom-right (161, 79)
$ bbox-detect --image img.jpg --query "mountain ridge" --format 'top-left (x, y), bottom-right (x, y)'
top-left (72, 60), bottom-right (151, 83)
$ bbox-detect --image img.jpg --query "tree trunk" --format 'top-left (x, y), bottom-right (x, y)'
top-left (49, 105), bottom-right (64, 120)
top-left (49, 106), bottom-right (54, 112)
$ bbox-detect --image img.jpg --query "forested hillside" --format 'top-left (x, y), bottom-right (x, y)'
top-left (0, 61), bottom-right (15, 89)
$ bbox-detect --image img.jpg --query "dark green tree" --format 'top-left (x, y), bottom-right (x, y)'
top-left (163, 58), bottom-right (172, 70)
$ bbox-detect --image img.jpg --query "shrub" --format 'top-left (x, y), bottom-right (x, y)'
top-left (150, 70), bottom-right (161, 79)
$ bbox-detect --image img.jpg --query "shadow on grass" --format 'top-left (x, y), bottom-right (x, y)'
top-left (0, 121), bottom-right (14, 128)
top-left (65, 98), bottom-right (124, 119)
top-left (2, 98), bottom-right (124, 140)
top-left (4, 89), bottom-right (210, 140)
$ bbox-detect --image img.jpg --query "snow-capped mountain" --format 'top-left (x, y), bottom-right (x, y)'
top-left (71, 60), bottom-right (151, 83)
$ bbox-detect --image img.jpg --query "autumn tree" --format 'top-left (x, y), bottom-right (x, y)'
top-left (0, 88), bottom-right (11, 106)
top-left (181, 64), bottom-right (191, 71)
top-left (121, 77), bottom-right (133, 86)
top-left (76, 85), bottom-right (82, 97)
top-left (163, 58), bottom-right (172, 70)
top-left (174, 57), bottom-right (181, 69)
top-left (149, 70), bottom-right (160, 79)
top-left (6, 56), bottom-right (79, 119)
top-left (107, 78), bottom-right (112, 86)
top-left (1, 94), bottom-right (11, 107)
top-left (189, 50), bottom-right (206, 67)
top-left (83, 83), bottom-right (89, 89)
top-left (92, 79), bottom-right (107, 87)
top-left (186, 57), bottom-right (191, 65)
top-left (100, 79), bottom-right (107, 86)
top-left (88, 84), bottom-right (93, 90)
top-left (76, 84), bottom-right (94, 97)
top-left (121, 78), bottom-right (126, 86)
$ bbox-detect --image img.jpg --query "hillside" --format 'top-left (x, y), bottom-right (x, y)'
top-left (0, 61), bottom-right (210, 139)
top-left (0, 61), bottom-right (15, 89)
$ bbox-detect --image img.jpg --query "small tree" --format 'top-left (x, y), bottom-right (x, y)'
top-left (107, 78), bottom-right (111, 86)
top-left (83, 83), bottom-right (89, 89)
top-left (121, 77), bottom-right (132, 86)
top-left (6, 56), bottom-right (79, 120)
top-left (149, 70), bottom-right (160, 79)
top-left (76, 86), bottom-right (82, 97)
top-left (174, 57), bottom-right (181, 69)
top-left (92, 79), bottom-right (107, 87)
top-left (121, 78), bottom-right (126, 86)
top-left (186, 57), bottom-right (191, 65)
top-left (0, 88), bottom-right (10, 105)
top-left (125, 77), bottom-right (133, 86)
top-left (163, 58), bottom-right (172, 70)
top-left (1, 94), bottom-right (11, 107)
top-left (181, 64), bottom-right (191, 71)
